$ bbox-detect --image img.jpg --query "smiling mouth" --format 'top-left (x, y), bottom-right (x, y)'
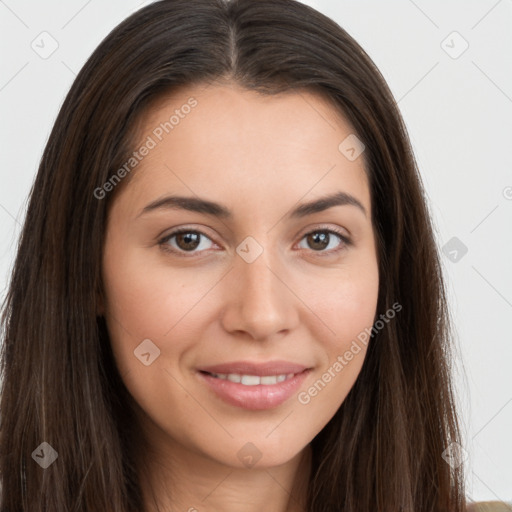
top-left (199, 371), bottom-right (299, 386)
top-left (197, 368), bottom-right (311, 410)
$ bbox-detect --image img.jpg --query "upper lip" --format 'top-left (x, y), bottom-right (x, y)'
top-left (197, 360), bottom-right (310, 376)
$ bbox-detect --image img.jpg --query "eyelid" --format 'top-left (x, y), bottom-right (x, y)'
top-left (295, 223), bottom-right (350, 242)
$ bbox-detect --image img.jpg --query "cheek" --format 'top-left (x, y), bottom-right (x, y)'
top-left (103, 242), bottom-right (217, 326)
top-left (101, 246), bottom-right (203, 372)
top-left (294, 269), bottom-right (378, 427)
top-left (102, 248), bottom-right (248, 402)
top-left (296, 255), bottom-right (379, 391)
top-left (101, 249), bottom-right (210, 428)
top-left (300, 256), bottom-right (379, 343)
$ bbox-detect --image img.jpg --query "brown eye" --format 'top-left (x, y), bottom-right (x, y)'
top-left (175, 232), bottom-right (201, 251)
top-left (306, 231), bottom-right (330, 250)
top-left (297, 229), bottom-right (350, 253)
top-left (159, 229), bottom-right (215, 255)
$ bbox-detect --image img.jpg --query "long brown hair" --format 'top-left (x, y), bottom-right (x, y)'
top-left (0, 0), bottom-right (466, 510)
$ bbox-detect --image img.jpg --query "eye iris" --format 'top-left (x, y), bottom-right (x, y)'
top-left (176, 232), bottom-right (200, 251)
top-left (307, 231), bottom-right (330, 250)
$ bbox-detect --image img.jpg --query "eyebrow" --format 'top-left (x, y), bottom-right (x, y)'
top-left (137, 191), bottom-right (367, 219)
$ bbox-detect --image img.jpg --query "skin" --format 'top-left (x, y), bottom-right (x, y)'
top-left (101, 81), bottom-right (379, 512)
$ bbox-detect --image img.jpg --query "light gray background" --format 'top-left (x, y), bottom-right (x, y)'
top-left (1, 0), bottom-right (511, 504)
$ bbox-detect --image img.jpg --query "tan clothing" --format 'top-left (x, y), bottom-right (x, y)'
top-left (467, 502), bottom-right (512, 512)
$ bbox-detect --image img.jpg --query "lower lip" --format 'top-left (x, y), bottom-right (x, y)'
top-left (197, 370), bottom-right (311, 410)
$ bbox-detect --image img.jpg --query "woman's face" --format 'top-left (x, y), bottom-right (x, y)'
top-left (101, 82), bottom-right (379, 470)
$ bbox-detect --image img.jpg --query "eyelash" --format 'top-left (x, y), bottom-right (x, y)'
top-left (157, 226), bottom-right (352, 258)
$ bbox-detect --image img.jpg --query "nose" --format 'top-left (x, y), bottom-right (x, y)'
top-left (220, 247), bottom-right (300, 341)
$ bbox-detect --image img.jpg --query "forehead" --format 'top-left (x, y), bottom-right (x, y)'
top-left (120, 82), bottom-right (371, 218)
top-left (140, 81), bottom-right (357, 152)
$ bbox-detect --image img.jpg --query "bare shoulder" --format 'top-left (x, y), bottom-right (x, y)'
top-left (466, 502), bottom-right (512, 512)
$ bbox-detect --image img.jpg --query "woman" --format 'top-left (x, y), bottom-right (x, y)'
top-left (0, 0), bottom-right (493, 510)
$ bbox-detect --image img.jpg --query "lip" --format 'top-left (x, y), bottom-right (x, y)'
top-left (196, 362), bottom-right (311, 410)
top-left (197, 360), bottom-right (309, 376)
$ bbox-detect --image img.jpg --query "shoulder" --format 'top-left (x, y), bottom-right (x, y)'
top-left (466, 502), bottom-right (512, 512)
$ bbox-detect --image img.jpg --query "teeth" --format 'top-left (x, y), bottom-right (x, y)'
top-left (241, 375), bottom-right (260, 386)
top-left (209, 372), bottom-right (296, 385)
